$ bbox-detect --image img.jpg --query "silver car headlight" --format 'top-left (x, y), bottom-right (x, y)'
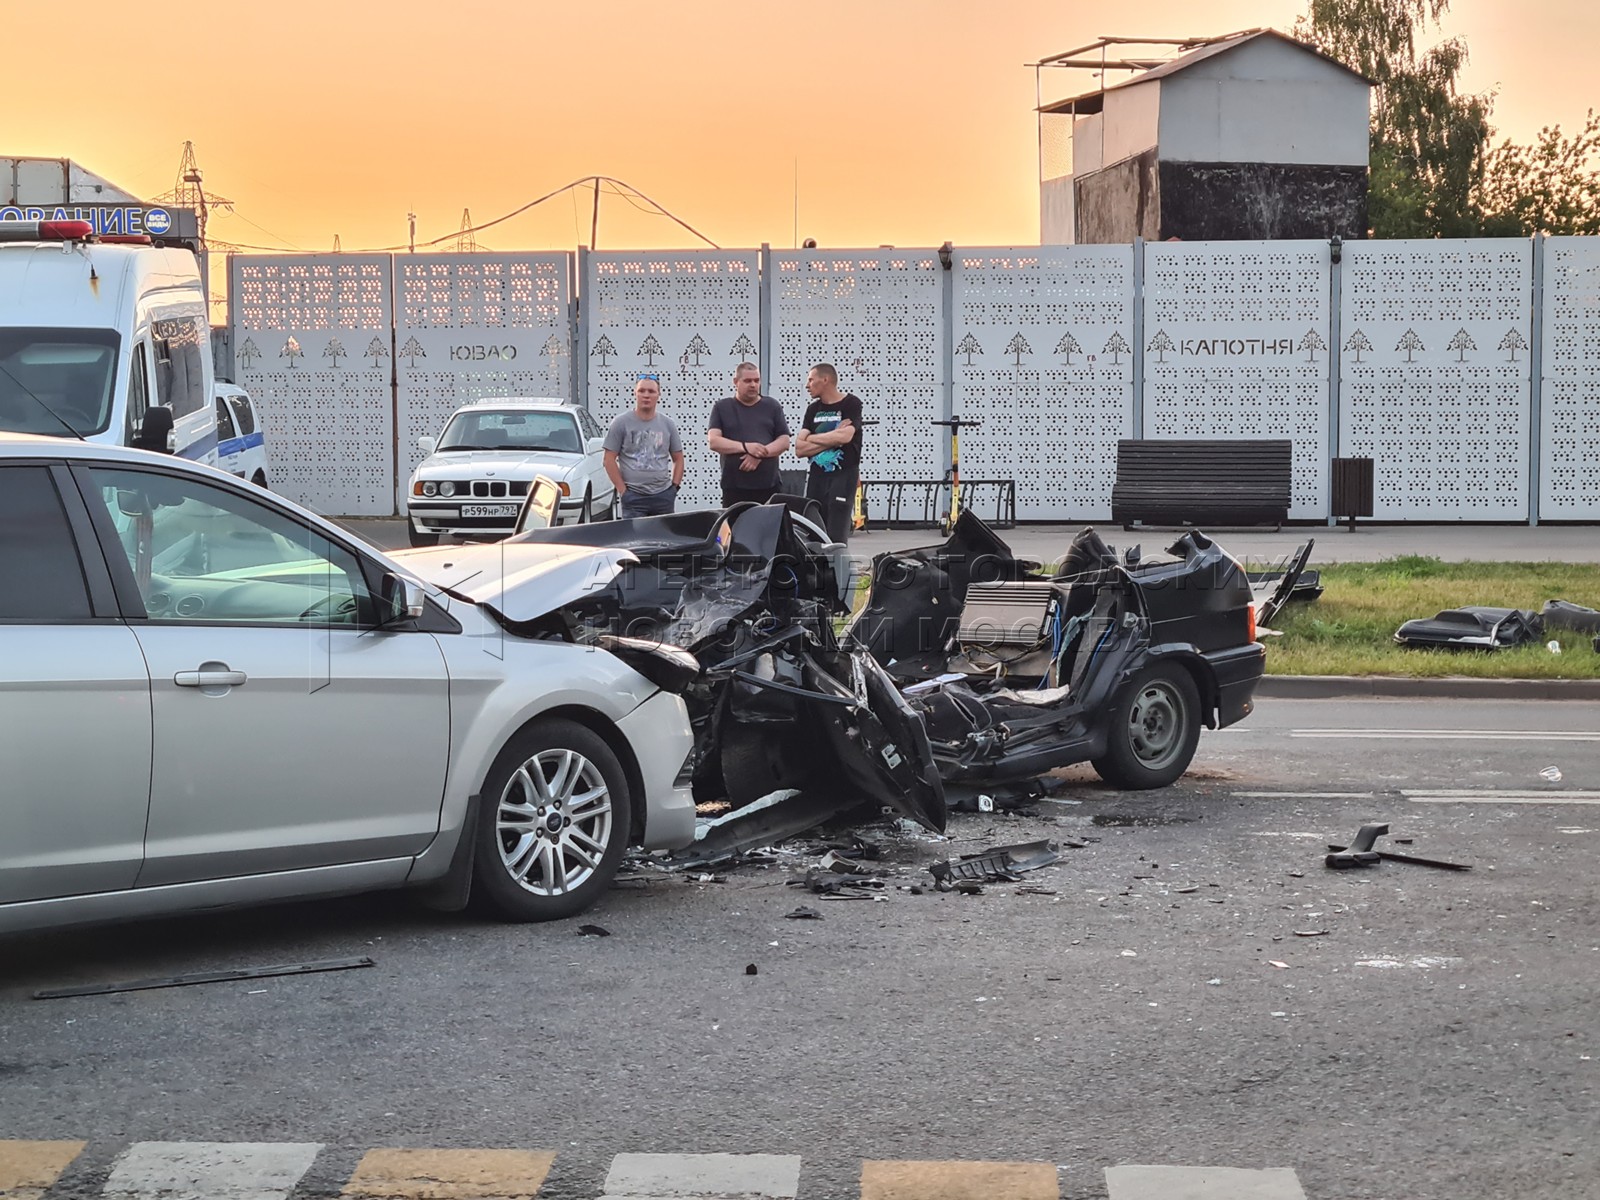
top-left (422, 481), bottom-right (438, 497)
top-left (440, 481), bottom-right (457, 497)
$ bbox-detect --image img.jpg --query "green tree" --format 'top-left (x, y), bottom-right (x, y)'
top-left (1296, 0), bottom-right (1493, 237)
top-left (1478, 112), bottom-right (1600, 236)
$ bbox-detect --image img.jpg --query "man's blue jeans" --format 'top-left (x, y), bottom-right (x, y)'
top-left (620, 484), bottom-right (679, 518)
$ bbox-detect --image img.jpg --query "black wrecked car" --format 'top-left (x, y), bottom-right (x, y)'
top-left (505, 496), bottom-right (1269, 855)
top-left (847, 514), bottom-right (1267, 789)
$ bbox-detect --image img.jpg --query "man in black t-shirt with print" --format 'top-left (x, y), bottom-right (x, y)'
top-left (796, 362), bottom-right (862, 542)
top-left (707, 362), bottom-right (791, 507)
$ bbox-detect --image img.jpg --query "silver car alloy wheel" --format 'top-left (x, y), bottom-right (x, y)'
top-left (1127, 680), bottom-right (1187, 770)
top-left (496, 748), bottom-right (614, 896)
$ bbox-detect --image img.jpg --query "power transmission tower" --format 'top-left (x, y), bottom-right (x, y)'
top-left (454, 209), bottom-right (478, 253)
top-left (333, 234), bottom-right (342, 253)
top-left (153, 141), bottom-right (232, 243)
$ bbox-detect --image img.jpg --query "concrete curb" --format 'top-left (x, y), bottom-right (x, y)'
top-left (1259, 674), bottom-right (1600, 700)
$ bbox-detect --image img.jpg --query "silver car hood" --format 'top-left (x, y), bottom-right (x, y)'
top-left (391, 540), bottom-right (635, 621)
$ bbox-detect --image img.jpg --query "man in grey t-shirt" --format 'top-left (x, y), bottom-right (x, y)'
top-left (604, 374), bottom-right (685, 518)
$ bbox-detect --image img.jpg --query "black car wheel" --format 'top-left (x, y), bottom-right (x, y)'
top-left (408, 525), bottom-right (440, 547)
top-left (1091, 663), bottom-right (1201, 790)
top-left (576, 485), bottom-right (593, 524)
top-left (471, 718), bottom-right (632, 921)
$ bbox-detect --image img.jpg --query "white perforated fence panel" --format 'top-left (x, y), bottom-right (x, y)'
top-left (1340, 240), bottom-right (1532, 521)
top-left (953, 247), bottom-right (1134, 519)
top-left (584, 252), bottom-right (760, 511)
top-left (1540, 237), bottom-right (1600, 520)
top-left (772, 251), bottom-right (944, 503)
top-left (230, 255), bottom-right (395, 516)
top-left (394, 254), bottom-right (572, 507)
top-left (1143, 241), bottom-right (1332, 519)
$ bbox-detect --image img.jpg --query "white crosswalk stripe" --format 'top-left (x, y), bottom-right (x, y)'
top-left (1104, 1165), bottom-right (1307, 1200)
top-left (101, 1142), bottom-right (322, 1200)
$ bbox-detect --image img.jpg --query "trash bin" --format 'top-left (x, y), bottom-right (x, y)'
top-left (1331, 457), bottom-right (1374, 531)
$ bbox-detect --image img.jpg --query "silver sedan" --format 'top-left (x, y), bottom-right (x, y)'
top-left (0, 433), bottom-right (696, 933)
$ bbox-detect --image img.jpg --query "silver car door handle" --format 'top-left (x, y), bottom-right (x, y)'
top-left (174, 668), bottom-right (248, 688)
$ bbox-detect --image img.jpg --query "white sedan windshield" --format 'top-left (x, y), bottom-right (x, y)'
top-left (438, 410), bottom-right (582, 453)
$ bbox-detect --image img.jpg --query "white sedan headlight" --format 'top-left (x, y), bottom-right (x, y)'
top-left (422, 481), bottom-right (438, 497)
top-left (440, 481), bottom-right (457, 498)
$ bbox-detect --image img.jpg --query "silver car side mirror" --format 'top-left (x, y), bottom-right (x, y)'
top-left (381, 572), bottom-right (427, 624)
top-left (418, 435), bottom-right (437, 456)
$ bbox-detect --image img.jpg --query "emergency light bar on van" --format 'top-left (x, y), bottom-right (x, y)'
top-left (0, 220), bottom-right (94, 242)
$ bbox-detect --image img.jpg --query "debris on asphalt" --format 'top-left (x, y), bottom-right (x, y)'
top-left (1269, 961), bottom-right (1291, 969)
top-left (1326, 823), bottom-right (1474, 872)
top-left (745, 964), bottom-right (759, 976)
top-left (33, 956), bottom-right (375, 1000)
top-left (953, 881), bottom-right (986, 895)
top-left (929, 839), bottom-right (1061, 891)
top-left (1325, 822), bottom-right (1390, 869)
top-left (1016, 886), bottom-right (1059, 896)
top-left (1293, 930), bottom-right (1331, 938)
top-left (785, 906), bottom-right (823, 920)
top-left (1542, 766), bottom-right (1564, 783)
top-left (577, 924), bottom-right (612, 937)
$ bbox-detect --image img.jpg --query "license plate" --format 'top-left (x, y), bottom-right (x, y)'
top-left (460, 504), bottom-right (517, 518)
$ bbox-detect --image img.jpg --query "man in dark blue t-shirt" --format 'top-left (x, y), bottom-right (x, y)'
top-left (706, 362), bottom-right (791, 506)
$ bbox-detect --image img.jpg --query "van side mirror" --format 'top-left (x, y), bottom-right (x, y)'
top-left (418, 435), bottom-right (437, 456)
top-left (133, 406), bottom-right (175, 453)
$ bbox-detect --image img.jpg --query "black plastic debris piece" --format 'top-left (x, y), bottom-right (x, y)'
top-left (746, 964), bottom-right (759, 976)
top-left (1542, 600), bottom-right (1600, 637)
top-left (1394, 607), bottom-right (1543, 651)
top-left (789, 868), bottom-right (885, 895)
top-left (1325, 823), bottom-right (1388, 869)
top-left (929, 839), bottom-right (1060, 891)
top-left (33, 957), bottom-right (374, 1000)
top-left (785, 906), bottom-right (823, 920)
top-left (577, 924), bottom-right (612, 937)
top-left (1326, 823), bottom-right (1472, 871)
top-left (954, 881), bottom-right (986, 895)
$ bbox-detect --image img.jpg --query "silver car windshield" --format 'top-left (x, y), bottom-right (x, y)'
top-left (437, 410), bottom-right (582, 454)
top-left (0, 327), bottom-right (120, 437)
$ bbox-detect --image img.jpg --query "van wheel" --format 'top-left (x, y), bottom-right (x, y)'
top-left (471, 719), bottom-right (632, 921)
top-left (408, 525), bottom-right (440, 547)
top-left (1091, 663), bottom-right (1201, 790)
top-left (251, 471), bottom-right (269, 490)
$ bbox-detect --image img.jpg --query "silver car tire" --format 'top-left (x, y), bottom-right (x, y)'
top-left (471, 718), bottom-right (632, 921)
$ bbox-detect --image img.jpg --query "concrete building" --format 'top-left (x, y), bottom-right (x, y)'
top-left (1038, 30), bottom-right (1373, 244)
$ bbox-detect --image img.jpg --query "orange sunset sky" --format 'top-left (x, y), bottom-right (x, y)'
top-left (8, 0), bottom-right (1594, 255)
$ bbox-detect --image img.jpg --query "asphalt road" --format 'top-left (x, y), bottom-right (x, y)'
top-left (4, 697), bottom-right (1598, 1199)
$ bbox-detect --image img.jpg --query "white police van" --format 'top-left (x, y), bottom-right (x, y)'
top-left (0, 219), bottom-right (215, 464)
top-left (214, 381), bottom-right (269, 487)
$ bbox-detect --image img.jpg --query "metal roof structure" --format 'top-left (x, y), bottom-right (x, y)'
top-left (1033, 29), bottom-right (1372, 117)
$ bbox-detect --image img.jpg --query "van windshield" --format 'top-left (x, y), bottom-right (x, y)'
top-left (0, 327), bottom-right (121, 437)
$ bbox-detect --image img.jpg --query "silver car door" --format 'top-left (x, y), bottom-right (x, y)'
top-left (76, 462), bottom-right (451, 887)
top-left (0, 462), bottom-right (151, 904)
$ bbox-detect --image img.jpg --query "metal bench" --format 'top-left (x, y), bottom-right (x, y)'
top-left (1111, 439), bottom-right (1292, 529)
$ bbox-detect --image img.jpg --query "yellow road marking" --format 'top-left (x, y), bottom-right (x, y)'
top-left (344, 1148), bottom-right (557, 1198)
top-left (860, 1159), bottom-right (1059, 1200)
top-left (0, 1141), bottom-right (87, 1199)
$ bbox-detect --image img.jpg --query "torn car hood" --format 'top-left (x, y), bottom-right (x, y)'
top-left (391, 540), bottom-right (635, 620)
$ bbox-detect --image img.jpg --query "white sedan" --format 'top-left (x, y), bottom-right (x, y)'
top-left (406, 398), bottom-right (618, 546)
top-left (0, 432), bottom-right (696, 933)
